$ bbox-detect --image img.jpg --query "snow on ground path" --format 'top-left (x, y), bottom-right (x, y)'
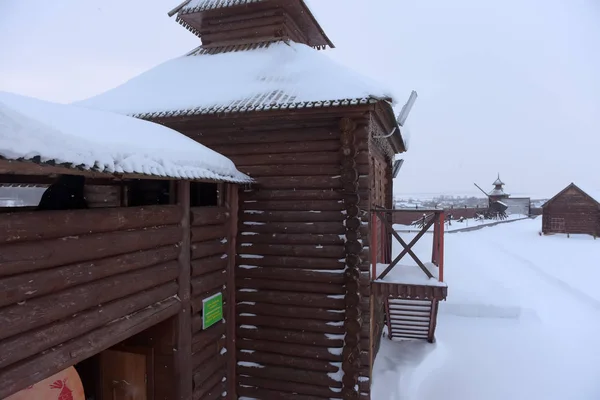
top-left (373, 218), bottom-right (600, 400)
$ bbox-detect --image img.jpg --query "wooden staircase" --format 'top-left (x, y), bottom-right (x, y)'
top-left (386, 298), bottom-right (439, 342)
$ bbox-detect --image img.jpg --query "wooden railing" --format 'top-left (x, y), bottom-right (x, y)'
top-left (371, 207), bottom-right (445, 283)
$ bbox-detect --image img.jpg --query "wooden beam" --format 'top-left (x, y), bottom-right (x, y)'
top-left (226, 183), bottom-right (238, 398)
top-left (175, 180), bottom-right (193, 400)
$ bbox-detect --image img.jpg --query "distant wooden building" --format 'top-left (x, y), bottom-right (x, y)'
top-left (542, 183), bottom-right (600, 237)
top-left (76, 1), bottom-right (446, 398)
top-left (0, 92), bottom-right (249, 399)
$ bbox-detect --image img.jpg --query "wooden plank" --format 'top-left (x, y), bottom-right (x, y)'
top-left (237, 326), bottom-right (343, 348)
top-left (242, 164), bottom-right (341, 177)
top-left (0, 225), bottom-right (182, 277)
top-left (237, 365), bottom-right (341, 388)
top-left (237, 278), bottom-right (344, 295)
top-left (255, 176), bottom-right (341, 190)
top-left (175, 181), bottom-right (193, 400)
top-left (237, 243), bottom-right (345, 258)
top-left (192, 322), bottom-right (226, 352)
top-left (240, 210), bottom-right (344, 222)
top-left (239, 221), bottom-right (345, 235)
top-left (240, 189), bottom-right (344, 201)
top-left (191, 270), bottom-right (226, 295)
top-left (236, 267), bottom-right (345, 284)
top-left (236, 255), bottom-right (344, 270)
top-left (0, 245), bottom-right (179, 308)
top-left (237, 291), bottom-right (344, 309)
top-left (237, 385), bottom-right (327, 400)
top-left (238, 351), bottom-right (338, 373)
top-left (191, 367), bottom-right (226, 400)
top-left (237, 315), bottom-right (344, 334)
top-left (191, 224), bottom-right (228, 243)
top-left (238, 375), bottom-right (340, 399)
top-left (231, 151), bottom-right (340, 166)
top-left (193, 354), bottom-right (227, 388)
top-left (0, 283), bottom-right (178, 370)
top-left (191, 254), bottom-right (228, 277)
top-left (210, 139), bottom-right (340, 156)
top-left (191, 239), bottom-right (228, 260)
top-left (241, 199), bottom-right (344, 211)
top-left (236, 303), bottom-right (344, 323)
top-left (190, 206), bottom-right (229, 227)
top-left (239, 233), bottom-right (344, 246)
top-left (0, 297), bottom-right (179, 399)
top-left (0, 261), bottom-right (179, 341)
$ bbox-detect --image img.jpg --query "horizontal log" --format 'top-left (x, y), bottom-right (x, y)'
top-left (192, 368), bottom-right (226, 400)
top-left (191, 240), bottom-right (228, 260)
top-left (243, 164), bottom-right (341, 177)
top-left (0, 283), bottom-right (177, 370)
top-left (190, 127), bottom-right (339, 146)
top-left (191, 270), bottom-right (226, 296)
top-left (193, 354), bottom-right (227, 388)
top-left (192, 335), bottom-right (226, 367)
top-left (0, 262), bottom-right (179, 341)
top-left (238, 315), bottom-right (344, 334)
top-left (231, 152), bottom-right (340, 167)
top-left (190, 206), bottom-right (229, 227)
top-left (237, 364), bottom-right (341, 388)
top-left (191, 224), bottom-right (228, 243)
top-left (237, 326), bottom-right (343, 348)
top-left (236, 267), bottom-right (345, 284)
top-left (238, 244), bottom-right (345, 259)
top-left (0, 244), bottom-right (179, 308)
top-left (239, 233), bottom-right (344, 246)
top-left (237, 385), bottom-right (324, 400)
top-left (0, 226), bottom-right (182, 277)
top-left (237, 278), bottom-right (344, 295)
top-left (240, 190), bottom-right (344, 201)
top-left (238, 350), bottom-right (338, 373)
top-left (236, 303), bottom-right (344, 323)
top-left (241, 200), bottom-right (344, 211)
top-left (238, 376), bottom-right (340, 399)
top-left (0, 297), bottom-right (179, 399)
top-left (191, 254), bottom-right (228, 278)
top-left (211, 140), bottom-right (340, 156)
top-left (241, 210), bottom-right (344, 223)
top-left (237, 291), bottom-right (344, 309)
top-left (236, 255), bottom-right (344, 270)
top-left (192, 321), bottom-right (226, 351)
top-left (239, 222), bottom-right (345, 235)
top-left (256, 176), bottom-right (342, 190)
top-left (193, 381), bottom-right (225, 400)
top-left (0, 205), bottom-right (181, 244)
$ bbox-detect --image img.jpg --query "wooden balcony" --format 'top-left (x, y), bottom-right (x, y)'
top-left (370, 208), bottom-right (448, 342)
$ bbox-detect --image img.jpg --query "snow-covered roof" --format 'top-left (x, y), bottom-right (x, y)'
top-left (75, 42), bottom-right (395, 119)
top-left (489, 189), bottom-right (508, 197)
top-left (180, 0), bottom-right (265, 14)
top-left (0, 91), bottom-right (251, 183)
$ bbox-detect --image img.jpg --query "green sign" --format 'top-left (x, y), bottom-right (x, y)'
top-left (202, 292), bottom-right (223, 330)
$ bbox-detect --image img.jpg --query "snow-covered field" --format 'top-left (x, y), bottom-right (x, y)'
top-left (373, 218), bottom-right (600, 400)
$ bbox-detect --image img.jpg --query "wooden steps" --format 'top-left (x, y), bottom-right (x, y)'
top-left (386, 298), bottom-right (440, 342)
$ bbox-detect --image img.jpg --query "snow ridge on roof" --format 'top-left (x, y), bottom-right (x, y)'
top-left (181, 0), bottom-right (265, 14)
top-left (0, 92), bottom-right (251, 183)
top-left (75, 42), bottom-right (394, 118)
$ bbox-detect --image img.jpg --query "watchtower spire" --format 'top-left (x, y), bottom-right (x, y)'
top-left (172, 0), bottom-right (334, 50)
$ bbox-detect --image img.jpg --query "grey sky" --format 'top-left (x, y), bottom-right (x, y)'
top-left (1, 0), bottom-right (598, 198)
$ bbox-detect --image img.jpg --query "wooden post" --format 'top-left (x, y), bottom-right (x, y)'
top-left (226, 183), bottom-right (239, 398)
top-left (439, 211), bottom-right (445, 283)
top-left (431, 213), bottom-right (439, 265)
top-left (176, 180), bottom-right (192, 400)
top-left (371, 212), bottom-right (377, 280)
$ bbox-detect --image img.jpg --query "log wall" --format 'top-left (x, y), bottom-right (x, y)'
top-left (161, 109), bottom-right (390, 400)
top-left (542, 186), bottom-right (600, 236)
top-left (0, 205), bottom-right (184, 398)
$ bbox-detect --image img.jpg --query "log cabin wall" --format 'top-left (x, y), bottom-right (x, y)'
top-left (0, 200), bottom-right (184, 398)
top-left (158, 109), bottom-right (375, 399)
top-left (542, 186), bottom-right (600, 236)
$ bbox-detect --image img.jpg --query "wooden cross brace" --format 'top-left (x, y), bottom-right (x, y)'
top-left (374, 209), bottom-right (435, 280)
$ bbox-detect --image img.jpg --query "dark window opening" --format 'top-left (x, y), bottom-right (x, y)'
top-left (74, 355), bottom-right (100, 400)
top-left (191, 182), bottom-right (219, 207)
top-left (37, 175), bottom-right (88, 211)
top-left (128, 179), bottom-right (171, 206)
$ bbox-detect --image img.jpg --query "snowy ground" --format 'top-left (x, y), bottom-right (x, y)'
top-left (372, 218), bottom-right (600, 400)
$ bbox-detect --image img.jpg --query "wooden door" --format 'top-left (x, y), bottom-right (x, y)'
top-left (100, 348), bottom-right (152, 400)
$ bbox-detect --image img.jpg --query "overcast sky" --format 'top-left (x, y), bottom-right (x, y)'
top-left (1, 0), bottom-right (598, 198)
